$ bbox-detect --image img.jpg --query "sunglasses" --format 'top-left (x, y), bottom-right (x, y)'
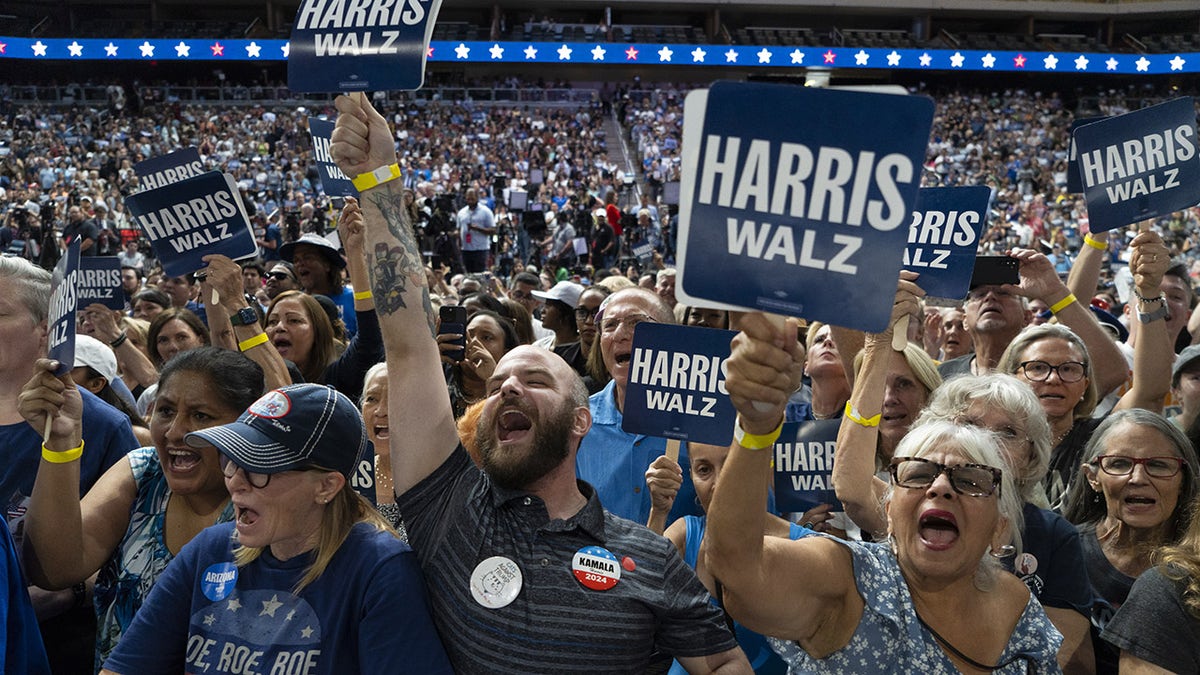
top-left (266, 272), bottom-right (294, 281)
top-left (889, 456), bottom-right (1002, 497)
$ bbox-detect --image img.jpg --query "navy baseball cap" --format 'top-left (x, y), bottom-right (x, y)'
top-left (185, 384), bottom-right (365, 479)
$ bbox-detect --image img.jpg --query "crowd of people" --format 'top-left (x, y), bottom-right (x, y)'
top-left (0, 75), bottom-right (1199, 673)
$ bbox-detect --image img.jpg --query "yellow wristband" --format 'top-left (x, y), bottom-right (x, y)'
top-left (351, 163), bottom-right (401, 192)
top-left (1083, 234), bottom-right (1107, 251)
top-left (238, 332), bottom-right (270, 352)
top-left (42, 441), bottom-right (84, 464)
top-left (353, 290), bottom-right (373, 301)
top-left (1049, 293), bottom-right (1077, 315)
top-left (845, 402), bottom-right (882, 428)
top-left (733, 419), bottom-right (784, 450)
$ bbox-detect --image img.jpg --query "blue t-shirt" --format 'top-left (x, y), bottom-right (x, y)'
top-left (103, 521), bottom-right (452, 675)
top-left (1, 388), bottom-right (136, 539)
top-left (323, 286), bottom-right (358, 338)
top-left (0, 519), bottom-right (50, 674)
top-left (576, 379), bottom-right (701, 525)
top-left (261, 223), bottom-right (282, 262)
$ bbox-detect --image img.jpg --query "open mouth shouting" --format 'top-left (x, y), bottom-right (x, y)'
top-left (918, 509), bottom-right (959, 551)
top-left (165, 447), bottom-right (204, 474)
top-left (496, 407), bottom-right (533, 444)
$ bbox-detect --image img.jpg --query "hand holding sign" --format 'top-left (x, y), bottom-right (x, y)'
top-left (331, 94), bottom-right (397, 181)
top-left (645, 455), bottom-right (683, 534)
top-left (1129, 228), bottom-right (1170, 298)
top-left (199, 254), bottom-right (246, 314)
top-left (81, 303), bottom-right (124, 345)
top-left (726, 314), bottom-right (804, 435)
top-left (17, 358), bottom-right (83, 450)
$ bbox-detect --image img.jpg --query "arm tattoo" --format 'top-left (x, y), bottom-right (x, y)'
top-left (366, 186), bottom-right (437, 332)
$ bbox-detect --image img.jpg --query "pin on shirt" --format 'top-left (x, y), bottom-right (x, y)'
top-left (470, 556), bottom-right (522, 609)
top-left (572, 546), bottom-right (621, 591)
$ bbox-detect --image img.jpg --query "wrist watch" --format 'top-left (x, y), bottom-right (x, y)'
top-left (229, 306), bottom-right (259, 327)
top-left (1136, 294), bottom-right (1170, 324)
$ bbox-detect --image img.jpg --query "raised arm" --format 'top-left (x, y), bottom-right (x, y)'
top-left (832, 271), bottom-right (923, 536)
top-left (1009, 248), bottom-right (1128, 398)
top-left (707, 314), bottom-right (860, 647)
top-left (200, 254), bottom-right (291, 390)
top-left (1114, 229), bottom-right (1172, 412)
top-left (1065, 230), bottom-right (1107, 307)
top-left (18, 359), bottom-right (136, 589)
top-left (331, 93), bottom-right (458, 495)
top-left (83, 304), bottom-right (158, 389)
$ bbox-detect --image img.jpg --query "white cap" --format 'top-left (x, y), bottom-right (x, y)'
top-left (73, 334), bottom-right (118, 383)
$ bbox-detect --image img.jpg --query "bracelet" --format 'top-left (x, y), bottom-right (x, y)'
top-left (109, 331), bottom-right (128, 349)
top-left (351, 163), bottom-right (401, 192)
top-left (1083, 233), bottom-right (1107, 251)
top-left (1049, 293), bottom-right (1077, 315)
top-left (42, 441), bottom-right (84, 464)
top-left (733, 418), bottom-right (784, 450)
top-left (844, 403), bottom-right (881, 428)
top-left (353, 290), bottom-right (373, 301)
top-left (238, 332), bottom-right (270, 352)
top-left (1133, 287), bottom-right (1166, 304)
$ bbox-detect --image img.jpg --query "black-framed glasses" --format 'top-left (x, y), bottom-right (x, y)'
top-left (266, 272), bottom-right (294, 281)
top-left (575, 306), bottom-right (600, 320)
top-left (890, 456), bottom-right (1003, 497)
top-left (1094, 455), bottom-right (1186, 478)
top-left (1017, 360), bottom-right (1087, 383)
top-left (219, 454), bottom-right (273, 489)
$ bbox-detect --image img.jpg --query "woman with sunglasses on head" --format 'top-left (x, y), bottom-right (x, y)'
top-left (707, 313), bottom-right (1062, 673)
top-left (1061, 409), bottom-right (1199, 673)
top-left (999, 235), bottom-right (1172, 507)
top-left (18, 348), bottom-right (264, 669)
top-left (100, 384), bottom-right (452, 675)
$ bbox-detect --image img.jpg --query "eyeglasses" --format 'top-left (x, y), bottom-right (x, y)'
top-left (890, 456), bottom-right (1003, 497)
top-left (575, 306), bottom-right (600, 320)
top-left (1093, 455), bottom-right (1186, 478)
top-left (266, 272), bottom-right (294, 281)
top-left (600, 313), bottom-right (657, 335)
top-left (1017, 360), bottom-right (1087, 383)
top-left (219, 454), bottom-right (274, 489)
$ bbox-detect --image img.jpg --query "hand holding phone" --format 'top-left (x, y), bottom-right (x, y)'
top-left (438, 305), bottom-right (468, 362)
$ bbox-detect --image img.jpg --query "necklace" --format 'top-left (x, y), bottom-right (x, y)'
top-left (913, 606), bottom-right (1030, 672)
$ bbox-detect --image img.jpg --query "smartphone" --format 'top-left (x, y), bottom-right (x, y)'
top-left (331, 197), bottom-right (346, 210)
top-left (439, 305), bottom-right (468, 362)
top-left (970, 256), bottom-right (1020, 288)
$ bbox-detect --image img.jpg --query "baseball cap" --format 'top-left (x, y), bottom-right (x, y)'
top-left (531, 281), bottom-right (584, 309)
top-left (278, 233), bottom-right (346, 269)
top-left (185, 384), bottom-right (366, 479)
top-left (1173, 345), bottom-right (1200, 387)
top-left (73, 334), bottom-right (118, 383)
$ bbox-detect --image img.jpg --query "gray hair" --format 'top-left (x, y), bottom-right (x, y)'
top-left (997, 323), bottom-right (1098, 419)
top-left (917, 374), bottom-right (1052, 506)
top-left (0, 257), bottom-right (51, 324)
top-left (1061, 409), bottom-right (1199, 542)
top-left (882, 420), bottom-right (1024, 590)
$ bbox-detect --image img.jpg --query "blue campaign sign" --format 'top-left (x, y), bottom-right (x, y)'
top-left (47, 241), bottom-right (81, 377)
top-left (1073, 97), bottom-right (1200, 233)
top-left (124, 172), bottom-right (257, 277)
top-left (773, 420), bottom-right (844, 513)
top-left (133, 147), bottom-right (204, 192)
top-left (287, 0), bottom-right (443, 93)
top-left (77, 257), bottom-right (124, 311)
top-left (903, 186), bottom-right (991, 300)
top-left (621, 322), bottom-right (737, 445)
top-left (308, 117), bottom-right (359, 197)
top-left (1067, 116), bottom-right (1107, 194)
top-left (674, 82), bottom-right (934, 333)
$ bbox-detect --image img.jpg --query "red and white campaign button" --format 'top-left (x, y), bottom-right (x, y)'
top-left (572, 546), bottom-right (621, 591)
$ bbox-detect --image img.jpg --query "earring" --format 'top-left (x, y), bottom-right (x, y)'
top-left (887, 533), bottom-right (898, 556)
top-left (990, 544), bottom-right (1016, 558)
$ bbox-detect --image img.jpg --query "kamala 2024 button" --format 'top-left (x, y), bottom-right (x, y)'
top-left (470, 556), bottom-right (523, 609)
top-left (572, 546), bottom-right (621, 591)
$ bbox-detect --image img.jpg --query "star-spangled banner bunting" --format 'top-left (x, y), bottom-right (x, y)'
top-left (0, 37), bottom-right (1196, 74)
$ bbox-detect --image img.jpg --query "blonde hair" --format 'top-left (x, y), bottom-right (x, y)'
top-left (233, 477), bottom-right (398, 594)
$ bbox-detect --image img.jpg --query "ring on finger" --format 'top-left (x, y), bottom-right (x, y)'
top-left (802, 521), bottom-right (815, 529)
